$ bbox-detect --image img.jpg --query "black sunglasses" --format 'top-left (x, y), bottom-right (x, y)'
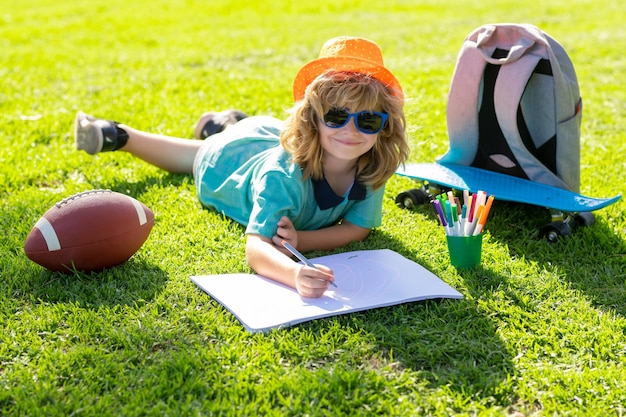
top-left (322, 109), bottom-right (389, 134)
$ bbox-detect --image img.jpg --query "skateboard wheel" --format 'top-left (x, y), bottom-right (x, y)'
top-left (573, 212), bottom-right (595, 227)
top-left (539, 221), bottom-right (572, 243)
top-left (395, 188), bottom-right (428, 209)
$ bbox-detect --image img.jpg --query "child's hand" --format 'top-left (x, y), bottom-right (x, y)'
top-left (273, 216), bottom-right (298, 253)
top-left (295, 264), bottom-right (335, 298)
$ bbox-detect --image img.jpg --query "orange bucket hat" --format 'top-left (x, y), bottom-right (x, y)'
top-left (292, 36), bottom-right (404, 103)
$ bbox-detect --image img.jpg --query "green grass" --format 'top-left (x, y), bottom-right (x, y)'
top-left (1, 0), bottom-right (625, 415)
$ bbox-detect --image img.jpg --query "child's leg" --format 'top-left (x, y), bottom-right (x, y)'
top-left (119, 125), bottom-right (202, 174)
top-left (74, 111), bottom-right (201, 174)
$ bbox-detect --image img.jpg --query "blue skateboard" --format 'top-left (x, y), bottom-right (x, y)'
top-left (395, 163), bottom-right (622, 241)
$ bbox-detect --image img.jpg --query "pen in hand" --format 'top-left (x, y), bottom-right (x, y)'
top-left (281, 240), bottom-right (337, 288)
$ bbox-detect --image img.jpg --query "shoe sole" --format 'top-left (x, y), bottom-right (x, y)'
top-left (193, 110), bottom-right (248, 139)
top-left (74, 111), bottom-right (103, 155)
top-left (194, 112), bottom-right (219, 139)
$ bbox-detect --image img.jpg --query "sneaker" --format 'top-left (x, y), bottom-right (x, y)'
top-left (74, 111), bottom-right (126, 154)
top-left (193, 110), bottom-right (247, 139)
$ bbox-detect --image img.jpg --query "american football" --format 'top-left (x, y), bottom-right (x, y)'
top-left (24, 189), bottom-right (154, 273)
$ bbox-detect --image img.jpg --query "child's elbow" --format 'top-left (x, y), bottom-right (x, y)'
top-left (342, 221), bottom-right (372, 243)
top-left (353, 227), bottom-right (371, 242)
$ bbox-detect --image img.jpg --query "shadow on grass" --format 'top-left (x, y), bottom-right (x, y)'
top-left (484, 200), bottom-right (626, 317)
top-left (348, 196), bottom-right (626, 401)
top-left (400, 198), bottom-right (626, 316)
top-left (353, 299), bottom-right (513, 401)
top-left (12, 258), bottom-right (169, 309)
top-left (295, 196), bottom-right (624, 403)
top-left (291, 230), bottom-right (517, 405)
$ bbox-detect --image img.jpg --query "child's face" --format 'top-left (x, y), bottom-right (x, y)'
top-left (317, 110), bottom-right (379, 165)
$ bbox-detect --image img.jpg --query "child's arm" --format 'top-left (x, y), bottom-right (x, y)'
top-left (245, 234), bottom-right (335, 298)
top-left (273, 216), bottom-right (371, 253)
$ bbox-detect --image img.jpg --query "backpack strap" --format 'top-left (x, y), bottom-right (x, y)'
top-left (442, 41), bottom-right (487, 165)
top-left (493, 53), bottom-right (570, 190)
top-left (546, 36), bottom-right (582, 192)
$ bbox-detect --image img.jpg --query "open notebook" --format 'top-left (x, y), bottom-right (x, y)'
top-left (191, 249), bottom-right (463, 332)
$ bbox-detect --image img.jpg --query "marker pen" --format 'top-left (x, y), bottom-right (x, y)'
top-left (281, 240), bottom-right (337, 287)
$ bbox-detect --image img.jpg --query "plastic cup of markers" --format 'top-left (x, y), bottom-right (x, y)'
top-left (445, 233), bottom-right (483, 269)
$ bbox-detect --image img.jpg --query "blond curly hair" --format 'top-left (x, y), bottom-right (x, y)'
top-left (280, 71), bottom-right (409, 190)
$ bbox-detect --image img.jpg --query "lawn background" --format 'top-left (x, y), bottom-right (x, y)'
top-left (1, 0), bottom-right (625, 415)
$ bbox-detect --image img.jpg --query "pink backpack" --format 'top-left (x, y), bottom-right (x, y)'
top-left (438, 23), bottom-right (582, 192)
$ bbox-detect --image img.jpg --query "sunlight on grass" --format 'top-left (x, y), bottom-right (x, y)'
top-left (1, 0), bottom-right (625, 415)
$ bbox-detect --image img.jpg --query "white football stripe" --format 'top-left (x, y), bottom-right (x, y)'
top-left (35, 217), bottom-right (61, 251)
top-left (128, 196), bottom-right (147, 225)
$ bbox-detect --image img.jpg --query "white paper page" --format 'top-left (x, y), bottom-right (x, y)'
top-left (191, 249), bottom-right (463, 332)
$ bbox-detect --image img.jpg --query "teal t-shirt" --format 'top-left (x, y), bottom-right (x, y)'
top-left (193, 116), bottom-right (384, 238)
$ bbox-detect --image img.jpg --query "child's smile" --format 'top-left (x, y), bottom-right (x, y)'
top-left (318, 119), bottom-right (377, 164)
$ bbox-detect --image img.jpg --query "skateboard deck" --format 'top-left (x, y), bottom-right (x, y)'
top-left (396, 163), bottom-right (621, 213)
